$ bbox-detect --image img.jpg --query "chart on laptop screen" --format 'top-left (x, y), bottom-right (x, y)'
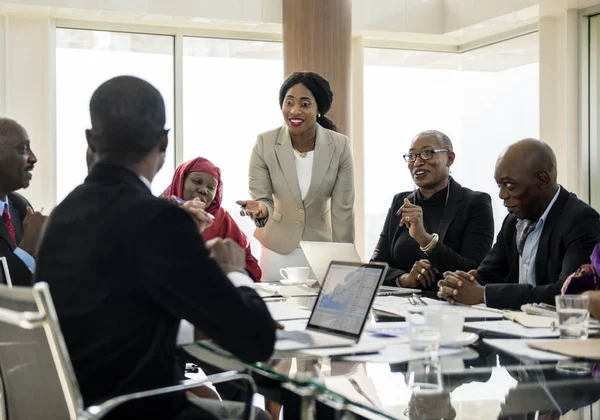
top-left (309, 264), bottom-right (381, 335)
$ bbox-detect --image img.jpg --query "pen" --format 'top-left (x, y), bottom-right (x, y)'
top-left (171, 195), bottom-right (215, 221)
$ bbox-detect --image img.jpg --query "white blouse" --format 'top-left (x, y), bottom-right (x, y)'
top-left (293, 150), bottom-right (314, 201)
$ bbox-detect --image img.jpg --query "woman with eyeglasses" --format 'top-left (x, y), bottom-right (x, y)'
top-left (371, 130), bottom-right (494, 291)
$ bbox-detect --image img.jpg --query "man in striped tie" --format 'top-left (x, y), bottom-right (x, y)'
top-left (0, 118), bottom-right (46, 285)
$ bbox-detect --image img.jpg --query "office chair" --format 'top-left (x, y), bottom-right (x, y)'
top-left (0, 282), bottom-right (256, 419)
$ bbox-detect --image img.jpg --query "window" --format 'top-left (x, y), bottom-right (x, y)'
top-left (363, 33), bottom-right (539, 257)
top-left (590, 14), bottom-right (600, 210)
top-left (56, 29), bottom-right (175, 202)
top-left (183, 37), bottom-right (283, 254)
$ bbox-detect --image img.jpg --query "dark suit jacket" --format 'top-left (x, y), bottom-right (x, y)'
top-left (371, 178), bottom-right (494, 289)
top-left (35, 164), bottom-right (276, 420)
top-left (479, 187), bottom-right (600, 309)
top-left (0, 192), bottom-right (32, 286)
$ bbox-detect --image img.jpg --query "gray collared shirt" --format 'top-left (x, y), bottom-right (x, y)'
top-left (518, 187), bottom-right (561, 286)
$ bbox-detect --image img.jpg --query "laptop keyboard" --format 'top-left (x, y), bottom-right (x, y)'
top-left (277, 330), bottom-right (315, 344)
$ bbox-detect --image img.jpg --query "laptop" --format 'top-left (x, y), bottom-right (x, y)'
top-left (300, 241), bottom-right (420, 295)
top-left (275, 261), bottom-right (388, 351)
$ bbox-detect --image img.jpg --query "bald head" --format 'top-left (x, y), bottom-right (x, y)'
top-left (495, 138), bottom-right (559, 220)
top-left (0, 118), bottom-right (37, 197)
top-left (413, 130), bottom-right (453, 152)
top-left (0, 118), bottom-right (27, 144)
top-left (497, 138), bottom-right (557, 184)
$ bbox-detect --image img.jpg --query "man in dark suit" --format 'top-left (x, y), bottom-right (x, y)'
top-left (0, 118), bottom-right (46, 286)
top-left (438, 139), bottom-right (600, 309)
top-left (35, 76), bottom-right (275, 420)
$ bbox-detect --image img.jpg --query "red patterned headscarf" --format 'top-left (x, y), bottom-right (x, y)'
top-left (161, 157), bottom-right (262, 281)
top-left (161, 157), bottom-right (223, 216)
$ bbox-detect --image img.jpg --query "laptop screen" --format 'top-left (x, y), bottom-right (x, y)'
top-left (307, 261), bottom-right (387, 338)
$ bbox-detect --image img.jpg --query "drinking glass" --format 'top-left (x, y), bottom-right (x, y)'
top-left (555, 295), bottom-right (590, 339)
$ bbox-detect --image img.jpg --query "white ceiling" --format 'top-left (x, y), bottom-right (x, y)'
top-left (1, 0), bottom-right (598, 49)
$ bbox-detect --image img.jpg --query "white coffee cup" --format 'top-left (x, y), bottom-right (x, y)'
top-left (425, 309), bottom-right (464, 342)
top-left (279, 266), bottom-right (310, 283)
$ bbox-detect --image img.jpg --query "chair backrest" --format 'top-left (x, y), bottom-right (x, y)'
top-left (0, 257), bottom-right (13, 287)
top-left (0, 282), bottom-right (84, 419)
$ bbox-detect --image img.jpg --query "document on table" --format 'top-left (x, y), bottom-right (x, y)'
top-left (266, 301), bottom-right (311, 321)
top-left (465, 320), bottom-right (559, 338)
top-left (342, 342), bottom-right (464, 363)
top-left (373, 296), bottom-right (503, 319)
top-left (483, 339), bottom-right (569, 361)
top-left (528, 339), bottom-right (600, 360)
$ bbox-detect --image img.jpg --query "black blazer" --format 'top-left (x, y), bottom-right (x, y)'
top-left (371, 178), bottom-right (494, 289)
top-left (35, 164), bottom-right (276, 419)
top-left (0, 192), bottom-right (33, 286)
top-left (479, 187), bottom-right (600, 309)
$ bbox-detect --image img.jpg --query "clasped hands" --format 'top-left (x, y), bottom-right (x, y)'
top-left (437, 269), bottom-right (485, 305)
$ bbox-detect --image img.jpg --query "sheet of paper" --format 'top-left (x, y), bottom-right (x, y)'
top-left (528, 339), bottom-right (600, 360)
top-left (483, 339), bottom-right (569, 361)
top-left (342, 342), bottom-right (464, 363)
top-left (266, 301), bottom-right (311, 321)
top-left (503, 311), bottom-right (556, 328)
top-left (299, 340), bottom-right (389, 357)
top-left (373, 296), bottom-right (503, 319)
top-left (465, 320), bottom-right (558, 338)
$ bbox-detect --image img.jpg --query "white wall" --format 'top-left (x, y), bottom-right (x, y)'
top-left (4, 16), bottom-right (55, 210)
top-left (352, 0), bottom-right (444, 34)
top-left (0, 0), bottom-right (282, 23)
top-left (443, 0), bottom-right (539, 33)
top-left (0, 0), bottom-right (537, 35)
top-left (538, 1), bottom-right (585, 196)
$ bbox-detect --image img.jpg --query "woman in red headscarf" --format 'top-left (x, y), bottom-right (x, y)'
top-left (162, 157), bottom-right (262, 282)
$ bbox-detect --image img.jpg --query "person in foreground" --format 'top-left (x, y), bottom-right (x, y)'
top-left (162, 157), bottom-right (262, 281)
top-left (35, 76), bottom-right (276, 420)
top-left (0, 118), bottom-right (46, 285)
top-left (371, 130), bottom-right (494, 291)
top-left (236, 71), bottom-right (355, 281)
top-left (438, 138), bottom-right (600, 309)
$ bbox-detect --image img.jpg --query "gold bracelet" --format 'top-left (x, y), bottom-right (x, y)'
top-left (420, 233), bottom-right (439, 253)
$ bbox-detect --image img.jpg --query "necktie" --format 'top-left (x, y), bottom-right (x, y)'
top-left (2, 207), bottom-right (17, 247)
top-left (516, 219), bottom-right (537, 256)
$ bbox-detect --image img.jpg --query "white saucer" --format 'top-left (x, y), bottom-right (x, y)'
top-left (280, 278), bottom-right (317, 286)
top-left (441, 332), bottom-right (479, 348)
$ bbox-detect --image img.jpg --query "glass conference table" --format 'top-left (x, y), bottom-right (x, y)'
top-left (183, 304), bottom-right (600, 420)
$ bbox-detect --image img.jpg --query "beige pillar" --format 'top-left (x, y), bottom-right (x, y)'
top-left (539, 3), bottom-right (583, 198)
top-left (282, 0), bottom-right (352, 136)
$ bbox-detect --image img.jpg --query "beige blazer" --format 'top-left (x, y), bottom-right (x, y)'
top-left (249, 124), bottom-right (355, 254)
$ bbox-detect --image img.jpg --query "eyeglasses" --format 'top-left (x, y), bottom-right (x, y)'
top-left (403, 149), bottom-right (449, 163)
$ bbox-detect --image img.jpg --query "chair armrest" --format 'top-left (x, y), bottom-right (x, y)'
top-left (83, 371), bottom-right (255, 420)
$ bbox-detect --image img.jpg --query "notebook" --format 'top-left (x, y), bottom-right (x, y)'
top-left (275, 261), bottom-right (388, 351)
top-left (300, 241), bottom-right (419, 295)
top-left (528, 339), bottom-right (600, 360)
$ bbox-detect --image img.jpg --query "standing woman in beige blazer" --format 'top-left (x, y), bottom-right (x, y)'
top-left (237, 71), bottom-right (355, 281)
